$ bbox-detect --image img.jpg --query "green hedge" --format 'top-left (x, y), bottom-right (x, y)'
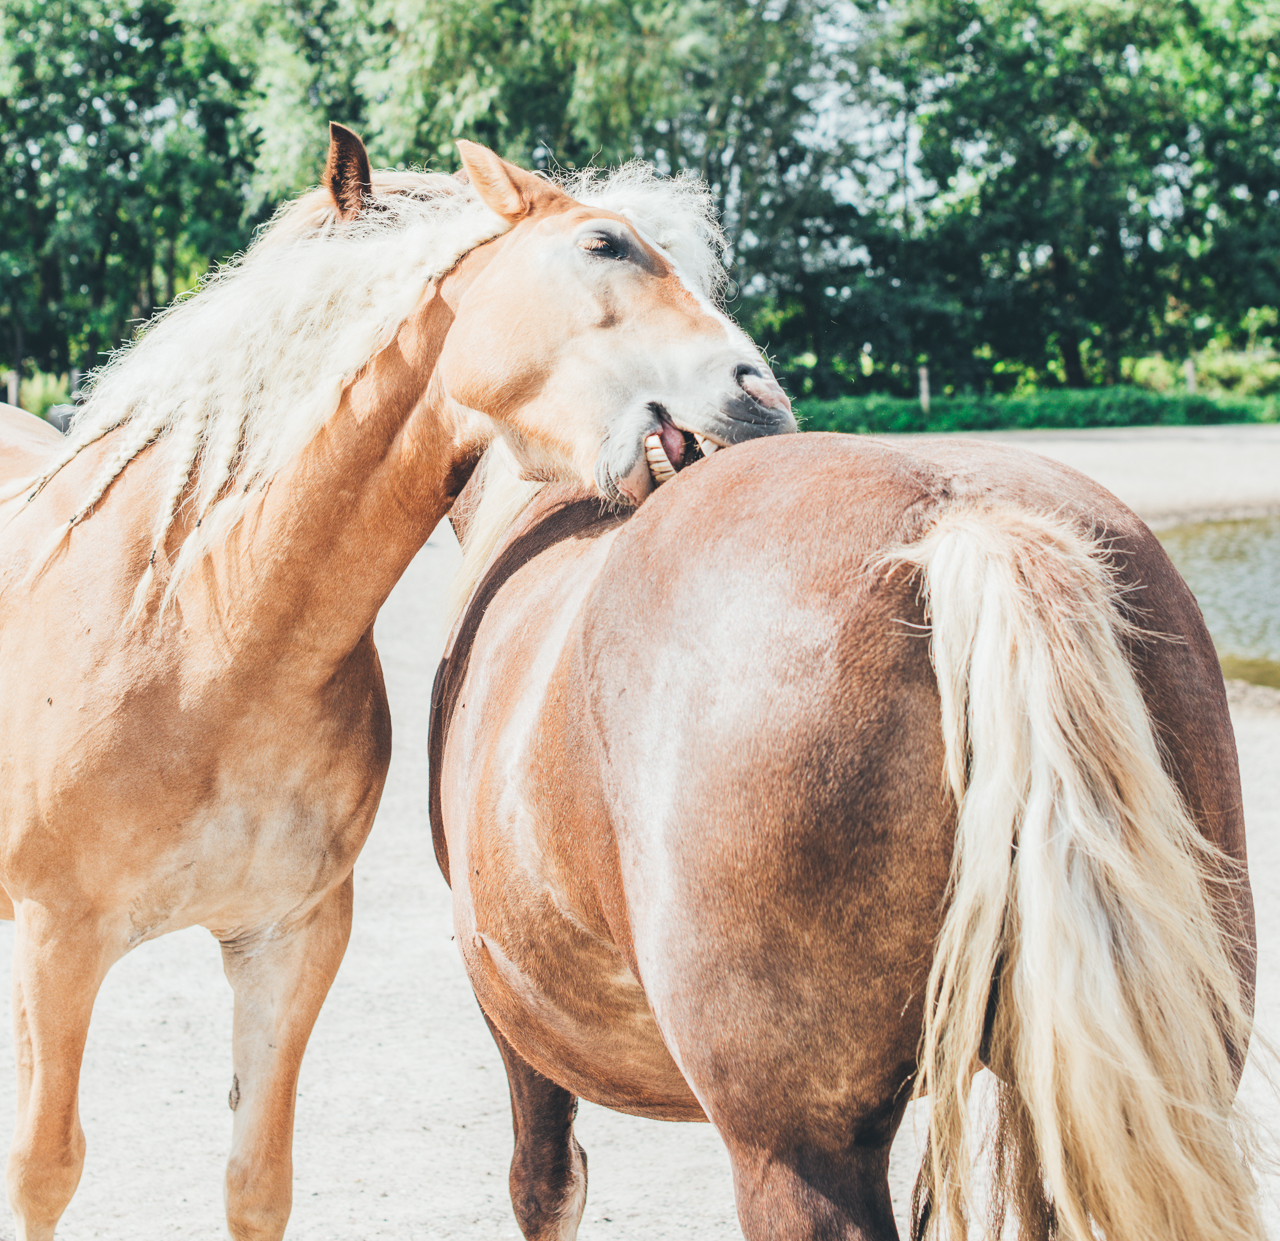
top-left (796, 388), bottom-right (1279, 435)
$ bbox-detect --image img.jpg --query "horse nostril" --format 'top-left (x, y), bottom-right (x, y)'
top-left (734, 362), bottom-right (792, 416)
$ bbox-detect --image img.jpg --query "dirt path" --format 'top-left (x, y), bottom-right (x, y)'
top-left (1, 427), bottom-right (1277, 1238)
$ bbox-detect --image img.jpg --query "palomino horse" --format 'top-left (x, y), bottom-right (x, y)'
top-left (0, 125), bottom-right (792, 1240)
top-left (431, 434), bottom-right (1262, 1241)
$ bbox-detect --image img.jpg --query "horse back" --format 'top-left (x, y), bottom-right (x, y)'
top-left (586, 432), bottom-right (1242, 861)
top-left (0, 402), bottom-right (62, 490)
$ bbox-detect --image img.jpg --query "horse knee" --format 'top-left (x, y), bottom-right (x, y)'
top-left (225, 1155), bottom-right (291, 1241)
top-left (7, 1123), bottom-right (86, 1241)
top-left (510, 1134), bottom-right (587, 1241)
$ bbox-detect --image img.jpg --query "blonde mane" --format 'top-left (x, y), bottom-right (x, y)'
top-left (7, 169), bottom-right (509, 612)
top-left (445, 162), bottom-right (729, 630)
top-left (10, 158), bottom-right (725, 618)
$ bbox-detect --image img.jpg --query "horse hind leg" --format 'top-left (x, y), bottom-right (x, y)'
top-left (7, 905), bottom-right (122, 1241)
top-left (725, 1132), bottom-right (901, 1241)
top-left (217, 874), bottom-right (353, 1241)
top-left (482, 1013), bottom-right (587, 1241)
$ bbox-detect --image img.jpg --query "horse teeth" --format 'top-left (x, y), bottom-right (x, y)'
top-left (644, 432), bottom-right (676, 484)
top-left (694, 433), bottom-right (720, 456)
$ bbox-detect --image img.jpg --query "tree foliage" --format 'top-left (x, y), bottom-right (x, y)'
top-left (1, 0), bottom-right (1276, 402)
top-left (801, 0), bottom-right (1280, 395)
top-left (0, 0), bottom-right (255, 378)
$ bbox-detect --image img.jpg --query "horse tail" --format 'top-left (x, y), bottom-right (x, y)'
top-left (892, 505), bottom-right (1262, 1241)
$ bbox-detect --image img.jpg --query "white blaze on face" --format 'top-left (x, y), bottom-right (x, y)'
top-left (631, 219), bottom-right (734, 485)
top-left (608, 214), bottom-right (770, 497)
top-left (620, 211), bottom-right (749, 350)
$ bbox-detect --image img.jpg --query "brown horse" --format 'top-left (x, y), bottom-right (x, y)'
top-left (0, 126), bottom-right (792, 1240)
top-left (431, 433), bottom-right (1263, 1241)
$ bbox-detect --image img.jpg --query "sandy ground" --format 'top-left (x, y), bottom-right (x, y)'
top-left (2, 425), bottom-right (1279, 1239)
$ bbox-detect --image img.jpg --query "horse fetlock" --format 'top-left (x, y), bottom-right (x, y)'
top-left (226, 1212), bottom-right (290, 1241)
top-left (12, 1216), bottom-right (59, 1241)
top-left (511, 1137), bottom-right (587, 1241)
top-left (7, 1130), bottom-right (86, 1241)
top-left (225, 1154), bottom-right (291, 1241)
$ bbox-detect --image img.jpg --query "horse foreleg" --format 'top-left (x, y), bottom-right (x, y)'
top-left (482, 1012), bottom-right (587, 1241)
top-left (7, 906), bottom-right (120, 1241)
top-left (217, 874), bottom-right (353, 1241)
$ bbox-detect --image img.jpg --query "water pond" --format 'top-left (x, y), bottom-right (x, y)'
top-left (1157, 514), bottom-right (1280, 689)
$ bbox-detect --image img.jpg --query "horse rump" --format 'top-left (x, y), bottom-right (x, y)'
top-left (890, 504), bottom-right (1263, 1241)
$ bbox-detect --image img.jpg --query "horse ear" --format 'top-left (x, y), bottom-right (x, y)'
top-left (324, 122), bottom-right (372, 222)
top-left (456, 140), bottom-right (567, 222)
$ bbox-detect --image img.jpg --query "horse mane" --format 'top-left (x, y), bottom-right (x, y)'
top-left (9, 158), bottom-right (725, 617)
top-left (6, 168), bottom-right (508, 611)
top-left (444, 162), bottom-right (728, 630)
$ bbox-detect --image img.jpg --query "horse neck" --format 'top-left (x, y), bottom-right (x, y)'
top-left (196, 274), bottom-right (488, 674)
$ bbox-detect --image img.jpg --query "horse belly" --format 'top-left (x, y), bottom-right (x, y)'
top-left (440, 520), bottom-right (702, 1119)
top-left (456, 875), bottom-right (705, 1121)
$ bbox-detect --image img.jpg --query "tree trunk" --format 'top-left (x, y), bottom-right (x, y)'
top-left (10, 316), bottom-right (24, 409)
top-left (1048, 247), bottom-right (1088, 388)
top-left (1060, 327), bottom-right (1087, 388)
top-left (164, 235), bottom-right (176, 308)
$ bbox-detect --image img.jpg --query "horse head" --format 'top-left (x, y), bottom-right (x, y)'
top-left (326, 125), bottom-right (796, 507)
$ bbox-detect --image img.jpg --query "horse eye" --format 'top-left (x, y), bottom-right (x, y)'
top-left (580, 234), bottom-right (625, 259)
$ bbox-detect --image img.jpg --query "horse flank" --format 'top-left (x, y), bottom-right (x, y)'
top-left (6, 161), bottom-right (727, 616)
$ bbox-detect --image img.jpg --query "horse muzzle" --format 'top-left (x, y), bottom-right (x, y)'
top-left (617, 363), bottom-right (794, 502)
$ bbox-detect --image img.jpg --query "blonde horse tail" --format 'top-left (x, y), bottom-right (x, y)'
top-left (893, 505), bottom-right (1262, 1241)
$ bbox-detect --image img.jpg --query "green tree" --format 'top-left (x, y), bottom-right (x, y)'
top-left (820, 0), bottom-right (1280, 395)
top-left (0, 0), bottom-right (255, 390)
top-left (190, 0), bottom-right (848, 371)
top-left (1182, 3), bottom-right (1280, 338)
top-left (8, 0), bottom-right (1274, 405)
